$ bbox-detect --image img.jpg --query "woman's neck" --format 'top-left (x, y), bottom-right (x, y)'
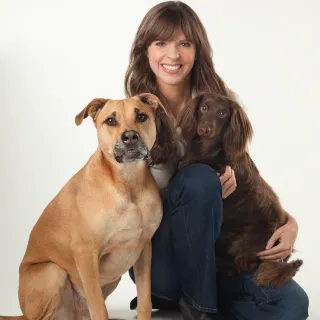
top-left (157, 78), bottom-right (192, 120)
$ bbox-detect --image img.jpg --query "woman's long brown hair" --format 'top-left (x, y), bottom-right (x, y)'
top-left (124, 1), bottom-right (234, 106)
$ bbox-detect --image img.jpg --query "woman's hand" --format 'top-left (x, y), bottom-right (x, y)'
top-left (217, 166), bottom-right (237, 199)
top-left (257, 215), bottom-right (298, 261)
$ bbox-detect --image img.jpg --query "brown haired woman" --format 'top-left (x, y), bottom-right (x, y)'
top-left (125, 2), bottom-right (309, 319)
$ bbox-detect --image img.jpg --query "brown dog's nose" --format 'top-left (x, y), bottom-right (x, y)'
top-left (121, 130), bottom-right (140, 145)
top-left (199, 126), bottom-right (212, 136)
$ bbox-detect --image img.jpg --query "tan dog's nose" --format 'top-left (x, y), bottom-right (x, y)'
top-left (121, 130), bottom-right (140, 146)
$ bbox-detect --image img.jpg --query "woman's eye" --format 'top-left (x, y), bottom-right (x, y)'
top-left (155, 41), bottom-right (166, 47)
top-left (180, 42), bottom-right (191, 47)
top-left (104, 117), bottom-right (117, 126)
top-left (137, 113), bottom-right (149, 123)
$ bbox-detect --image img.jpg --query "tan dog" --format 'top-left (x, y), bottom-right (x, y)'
top-left (0, 94), bottom-right (176, 320)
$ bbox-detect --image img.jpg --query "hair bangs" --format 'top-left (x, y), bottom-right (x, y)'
top-left (144, 7), bottom-right (196, 46)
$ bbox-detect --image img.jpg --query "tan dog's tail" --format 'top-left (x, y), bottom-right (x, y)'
top-left (254, 259), bottom-right (303, 287)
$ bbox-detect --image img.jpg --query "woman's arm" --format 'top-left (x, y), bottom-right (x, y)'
top-left (217, 165), bottom-right (237, 198)
top-left (257, 213), bottom-right (298, 261)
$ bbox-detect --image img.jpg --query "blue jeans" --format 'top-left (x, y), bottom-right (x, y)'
top-left (129, 164), bottom-right (309, 319)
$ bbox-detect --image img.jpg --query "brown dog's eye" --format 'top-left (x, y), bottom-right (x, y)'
top-left (136, 113), bottom-right (149, 123)
top-left (104, 117), bottom-right (117, 126)
top-left (200, 105), bottom-right (207, 112)
top-left (217, 110), bottom-right (227, 118)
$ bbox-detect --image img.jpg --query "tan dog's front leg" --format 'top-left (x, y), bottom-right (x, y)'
top-left (133, 241), bottom-right (152, 320)
top-left (73, 248), bottom-right (108, 320)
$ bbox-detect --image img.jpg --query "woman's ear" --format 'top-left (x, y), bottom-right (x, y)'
top-left (222, 101), bottom-right (253, 157)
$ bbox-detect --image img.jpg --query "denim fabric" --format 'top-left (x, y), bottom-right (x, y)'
top-left (217, 270), bottom-right (309, 320)
top-left (129, 163), bottom-right (309, 318)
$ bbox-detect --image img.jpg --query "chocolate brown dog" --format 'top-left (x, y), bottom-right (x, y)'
top-left (0, 93), bottom-right (176, 320)
top-left (178, 92), bottom-right (302, 287)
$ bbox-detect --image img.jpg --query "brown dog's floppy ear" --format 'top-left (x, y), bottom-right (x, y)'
top-left (223, 100), bottom-right (253, 157)
top-left (75, 98), bottom-right (108, 126)
top-left (137, 93), bottom-right (177, 165)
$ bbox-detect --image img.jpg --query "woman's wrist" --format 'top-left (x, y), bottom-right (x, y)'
top-left (287, 213), bottom-right (298, 230)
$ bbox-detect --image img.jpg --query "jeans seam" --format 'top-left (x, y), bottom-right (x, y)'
top-left (182, 193), bottom-right (203, 303)
top-left (184, 292), bottom-right (218, 313)
top-left (244, 274), bottom-right (269, 305)
top-left (183, 211), bottom-right (193, 251)
top-left (151, 291), bottom-right (177, 301)
top-left (232, 301), bottom-right (255, 304)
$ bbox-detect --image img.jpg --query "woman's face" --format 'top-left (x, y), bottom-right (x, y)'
top-left (147, 32), bottom-right (196, 87)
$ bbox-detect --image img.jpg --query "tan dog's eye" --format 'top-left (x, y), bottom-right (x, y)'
top-left (104, 117), bottom-right (118, 126)
top-left (200, 105), bottom-right (207, 112)
top-left (217, 109), bottom-right (227, 118)
top-left (136, 113), bottom-right (149, 123)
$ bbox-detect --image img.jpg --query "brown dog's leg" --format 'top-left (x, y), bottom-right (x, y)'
top-left (133, 241), bottom-right (152, 320)
top-left (73, 249), bottom-right (108, 320)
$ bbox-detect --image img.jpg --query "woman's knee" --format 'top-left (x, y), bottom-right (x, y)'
top-left (283, 282), bottom-right (309, 319)
top-left (169, 163), bottom-right (222, 202)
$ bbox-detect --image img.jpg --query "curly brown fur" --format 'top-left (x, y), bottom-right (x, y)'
top-left (178, 92), bottom-right (303, 287)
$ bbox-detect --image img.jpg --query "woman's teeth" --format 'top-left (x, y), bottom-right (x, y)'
top-left (162, 64), bottom-right (182, 71)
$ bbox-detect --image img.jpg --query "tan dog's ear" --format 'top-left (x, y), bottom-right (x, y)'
top-left (136, 93), bottom-right (171, 116)
top-left (136, 93), bottom-right (177, 165)
top-left (223, 100), bottom-right (253, 157)
top-left (75, 98), bottom-right (108, 126)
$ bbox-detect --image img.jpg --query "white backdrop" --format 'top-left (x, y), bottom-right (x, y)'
top-left (0, 0), bottom-right (319, 319)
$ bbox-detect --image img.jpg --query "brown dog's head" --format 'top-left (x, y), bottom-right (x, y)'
top-left (75, 93), bottom-right (176, 164)
top-left (178, 92), bottom-right (253, 156)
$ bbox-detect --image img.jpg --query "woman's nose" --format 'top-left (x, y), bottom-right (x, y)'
top-left (166, 44), bottom-right (180, 60)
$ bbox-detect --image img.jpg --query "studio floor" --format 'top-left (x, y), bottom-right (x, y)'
top-left (109, 309), bottom-right (182, 320)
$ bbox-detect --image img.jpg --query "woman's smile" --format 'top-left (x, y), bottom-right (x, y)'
top-left (161, 64), bottom-right (183, 73)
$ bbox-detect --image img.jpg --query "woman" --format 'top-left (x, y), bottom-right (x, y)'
top-left (125, 2), bottom-right (309, 319)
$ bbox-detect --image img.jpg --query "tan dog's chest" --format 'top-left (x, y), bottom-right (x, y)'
top-left (85, 187), bottom-right (162, 285)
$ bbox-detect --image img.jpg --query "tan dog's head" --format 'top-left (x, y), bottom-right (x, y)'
top-left (75, 94), bottom-right (177, 164)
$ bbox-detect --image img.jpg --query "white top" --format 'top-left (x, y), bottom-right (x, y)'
top-left (150, 124), bottom-right (187, 197)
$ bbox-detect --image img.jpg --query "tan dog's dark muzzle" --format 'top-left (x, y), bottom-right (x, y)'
top-left (114, 130), bottom-right (151, 163)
